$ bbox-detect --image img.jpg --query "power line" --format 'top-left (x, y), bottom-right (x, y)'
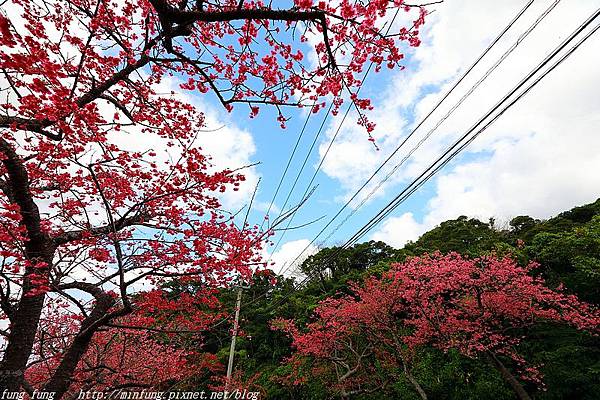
top-left (278, 0), bottom-right (543, 276)
top-left (276, 5), bottom-right (600, 306)
top-left (274, 102), bottom-right (334, 219)
top-left (267, 8), bottom-right (403, 272)
top-left (269, 86), bottom-right (360, 273)
top-left (342, 7), bottom-right (600, 249)
top-left (318, 0), bottom-right (561, 246)
top-left (259, 102), bottom-right (316, 232)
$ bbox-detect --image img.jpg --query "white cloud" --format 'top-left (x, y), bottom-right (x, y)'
top-left (253, 200), bottom-right (280, 215)
top-left (310, 0), bottom-right (600, 246)
top-left (371, 212), bottom-right (427, 248)
top-left (266, 239), bottom-right (318, 278)
top-left (195, 116), bottom-right (258, 211)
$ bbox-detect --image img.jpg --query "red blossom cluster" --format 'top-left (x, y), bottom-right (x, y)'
top-left (1, 0), bottom-right (426, 131)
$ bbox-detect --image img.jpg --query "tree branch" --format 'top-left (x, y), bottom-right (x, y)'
top-left (53, 212), bottom-right (150, 246)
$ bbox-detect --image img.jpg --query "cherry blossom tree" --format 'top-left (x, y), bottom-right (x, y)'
top-left (0, 0), bottom-right (428, 395)
top-left (279, 253), bottom-right (600, 400)
top-left (387, 253), bottom-right (599, 399)
top-left (273, 277), bottom-right (427, 399)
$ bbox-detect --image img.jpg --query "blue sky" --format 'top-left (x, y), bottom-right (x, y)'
top-left (186, 0), bottom-right (600, 275)
top-left (222, 54), bottom-right (438, 272)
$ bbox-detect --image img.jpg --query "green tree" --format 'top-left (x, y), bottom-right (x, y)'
top-left (527, 215), bottom-right (600, 303)
top-left (405, 216), bottom-right (505, 257)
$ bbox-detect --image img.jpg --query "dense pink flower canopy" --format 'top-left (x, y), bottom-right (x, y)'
top-left (277, 253), bottom-right (600, 389)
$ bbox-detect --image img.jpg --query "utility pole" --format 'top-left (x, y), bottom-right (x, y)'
top-left (225, 178), bottom-right (257, 390)
top-left (226, 286), bottom-right (243, 385)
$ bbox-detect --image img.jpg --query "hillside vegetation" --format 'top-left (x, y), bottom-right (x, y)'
top-left (166, 199), bottom-right (600, 399)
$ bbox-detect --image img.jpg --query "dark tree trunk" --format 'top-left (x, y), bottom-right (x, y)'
top-left (0, 138), bottom-right (55, 391)
top-left (404, 366), bottom-right (428, 400)
top-left (487, 352), bottom-right (532, 400)
top-left (43, 294), bottom-right (115, 399)
top-left (0, 291), bottom-right (47, 390)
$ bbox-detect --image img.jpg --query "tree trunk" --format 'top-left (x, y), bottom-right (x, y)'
top-left (43, 296), bottom-right (115, 399)
top-left (391, 331), bottom-right (428, 400)
top-left (0, 257), bottom-right (53, 391)
top-left (487, 352), bottom-right (532, 400)
top-left (0, 291), bottom-right (47, 391)
top-left (0, 137), bottom-right (54, 391)
top-left (404, 367), bottom-right (428, 400)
